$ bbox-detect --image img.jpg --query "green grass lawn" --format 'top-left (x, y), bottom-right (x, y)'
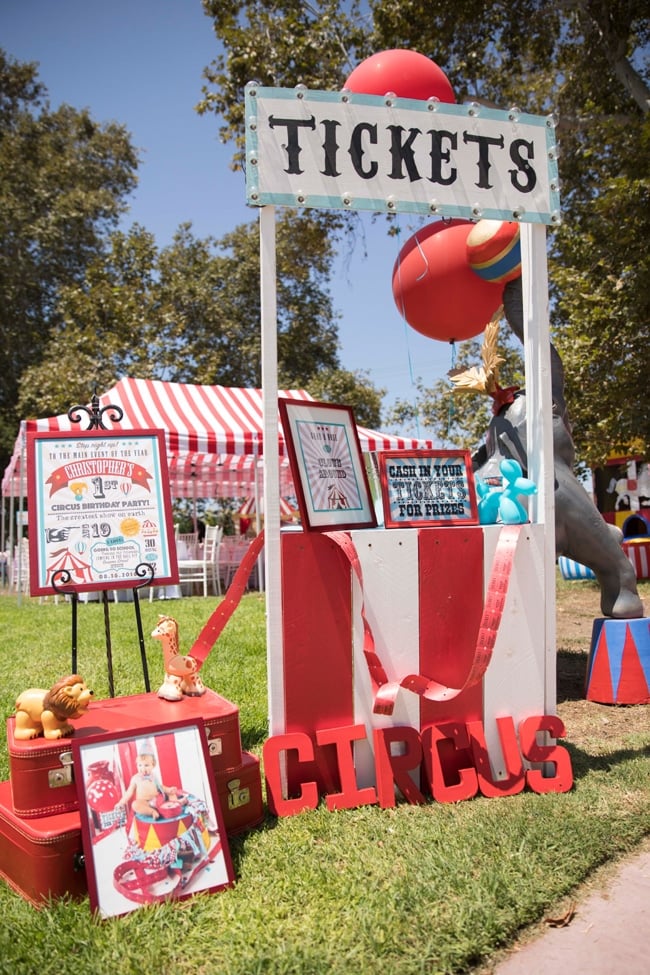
top-left (0, 587), bottom-right (648, 975)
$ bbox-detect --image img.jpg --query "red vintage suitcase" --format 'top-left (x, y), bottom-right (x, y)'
top-left (8, 689), bottom-right (243, 819)
top-left (0, 780), bottom-right (86, 906)
top-left (215, 752), bottom-right (265, 835)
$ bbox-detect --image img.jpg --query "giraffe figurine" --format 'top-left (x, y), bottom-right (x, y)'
top-left (151, 615), bottom-right (207, 701)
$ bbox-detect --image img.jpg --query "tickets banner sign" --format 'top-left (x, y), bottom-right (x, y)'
top-left (245, 86), bottom-right (561, 224)
top-left (27, 430), bottom-right (178, 595)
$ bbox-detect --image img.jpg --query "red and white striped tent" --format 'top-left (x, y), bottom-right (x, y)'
top-left (2, 377), bottom-right (434, 500)
top-left (238, 495), bottom-right (298, 521)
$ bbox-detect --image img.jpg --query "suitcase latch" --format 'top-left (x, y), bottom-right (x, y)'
top-left (207, 735), bottom-right (223, 757)
top-left (49, 750), bottom-right (74, 789)
top-left (227, 777), bottom-right (250, 810)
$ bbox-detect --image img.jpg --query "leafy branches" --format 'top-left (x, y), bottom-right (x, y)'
top-left (199, 0), bottom-right (649, 464)
top-left (197, 0), bottom-right (372, 164)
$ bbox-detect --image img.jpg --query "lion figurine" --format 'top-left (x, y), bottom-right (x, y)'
top-left (14, 675), bottom-right (94, 740)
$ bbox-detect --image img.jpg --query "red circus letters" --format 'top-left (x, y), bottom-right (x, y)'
top-left (262, 716), bottom-right (573, 818)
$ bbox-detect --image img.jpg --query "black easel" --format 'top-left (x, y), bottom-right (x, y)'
top-left (52, 564), bottom-right (153, 695)
top-left (47, 393), bottom-right (156, 695)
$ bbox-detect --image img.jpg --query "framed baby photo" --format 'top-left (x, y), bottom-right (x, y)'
top-left (279, 398), bottom-right (377, 531)
top-left (378, 449), bottom-right (479, 528)
top-left (72, 718), bottom-right (234, 918)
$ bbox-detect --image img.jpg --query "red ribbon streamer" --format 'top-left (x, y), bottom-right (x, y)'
top-left (325, 526), bottom-right (521, 715)
top-left (188, 530), bottom-right (265, 668)
top-left (185, 524), bottom-right (519, 713)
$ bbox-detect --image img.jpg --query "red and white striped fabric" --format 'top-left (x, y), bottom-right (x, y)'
top-left (238, 495), bottom-right (297, 519)
top-left (622, 539), bottom-right (650, 580)
top-left (2, 378), bottom-right (434, 498)
top-left (166, 454), bottom-right (296, 499)
top-left (277, 525), bottom-right (550, 794)
top-left (25, 379), bottom-right (314, 455)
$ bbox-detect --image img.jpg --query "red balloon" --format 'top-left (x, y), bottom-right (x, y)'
top-left (345, 49), bottom-right (456, 103)
top-left (392, 221), bottom-right (504, 342)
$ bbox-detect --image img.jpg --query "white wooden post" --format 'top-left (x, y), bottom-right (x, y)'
top-left (259, 205), bottom-right (285, 734)
top-left (520, 222), bottom-right (557, 715)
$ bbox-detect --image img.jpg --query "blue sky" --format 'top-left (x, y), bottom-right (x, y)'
top-left (1, 0), bottom-right (453, 431)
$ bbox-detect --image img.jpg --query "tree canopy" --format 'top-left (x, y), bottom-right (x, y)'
top-left (16, 211), bottom-right (384, 430)
top-left (199, 0), bottom-right (650, 468)
top-left (1, 47), bottom-right (383, 478)
top-left (0, 49), bottom-right (138, 467)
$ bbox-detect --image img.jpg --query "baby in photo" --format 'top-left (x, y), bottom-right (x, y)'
top-left (116, 739), bottom-right (178, 820)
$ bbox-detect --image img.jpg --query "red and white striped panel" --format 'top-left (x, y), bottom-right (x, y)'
top-left (278, 525), bottom-right (549, 792)
top-left (24, 378), bottom-right (434, 455)
top-left (622, 539), bottom-right (650, 580)
top-left (4, 379), bottom-right (436, 498)
top-left (239, 494), bottom-right (297, 518)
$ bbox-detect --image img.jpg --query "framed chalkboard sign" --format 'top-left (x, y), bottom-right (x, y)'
top-left (378, 449), bottom-right (478, 529)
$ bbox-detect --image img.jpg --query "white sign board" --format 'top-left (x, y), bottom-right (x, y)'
top-left (27, 430), bottom-right (178, 595)
top-left (246, 86), bottom-right (560, 224)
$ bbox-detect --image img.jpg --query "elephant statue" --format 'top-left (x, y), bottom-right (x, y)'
top-left (472, 277), bottom-right (644, 620)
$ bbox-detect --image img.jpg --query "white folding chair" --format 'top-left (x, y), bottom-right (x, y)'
top-left (177, 526), bottom-right (222, 597)
top-left (13, 537), bottom-right (30, 594)
top-left (177, 532), bottom-right (199, 559)
top-left (204, 524), bottom-right (223, 596)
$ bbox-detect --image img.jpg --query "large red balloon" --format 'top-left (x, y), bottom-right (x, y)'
top-left (392, 221), bottom-right (504, 342)
top-left (345, 49), bottom-right (456, 103)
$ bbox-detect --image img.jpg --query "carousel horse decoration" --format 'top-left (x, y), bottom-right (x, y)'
top-left (151, 615), bottom-right (207, 701)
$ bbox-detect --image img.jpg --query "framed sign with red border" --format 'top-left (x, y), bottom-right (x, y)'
top-left (72, 718), bottom-right (234, 918)
top-left (27, 429), bottom-right (178, 595)
top-left (279, 399), bottom-right (377, 532)
top-left (378, 449), bottom-right (479, 528)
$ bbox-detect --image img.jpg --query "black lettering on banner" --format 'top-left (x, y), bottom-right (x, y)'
top-left (261, 112), bottom-right (544, 199)
top-left (509, 139), bottom-right (537, 192)
top-left (387, 125), bottom-right (422, 181)
top-left (462, 132), bottom-right (505, 189)
top-left (321, 118), bottom-right (341, 177)
top-left (349, 122), bottom-right (378, 179)
top-left (428, 130), bottom-right (457, 185)
top-left (268, 115), bottom-right (317, 174)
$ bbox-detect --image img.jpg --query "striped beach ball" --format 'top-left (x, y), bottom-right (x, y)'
top-left (467, 220), bottom-right (521, 284)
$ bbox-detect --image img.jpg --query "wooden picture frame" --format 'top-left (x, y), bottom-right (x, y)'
top-left (279, 399), bottom-right (377, 532)
top-left (378, 449), bottom-right (479, 528)
top-left (26, 429), bottom-right (178, 595)
top-left (73, 718), bottom-right (234, 918)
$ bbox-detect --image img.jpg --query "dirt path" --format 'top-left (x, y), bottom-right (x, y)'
top-left (554, 577), bottom-right (649, 751)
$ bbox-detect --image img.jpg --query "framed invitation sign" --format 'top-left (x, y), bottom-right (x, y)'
top-left (279, 399), bottom-right (377, 531)
top-left (27, 429), bottom-right (178, 595)
top-left (73, 719), bottom-right (234, 918)
top-left (378, 449), bottom-right (479, 528)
